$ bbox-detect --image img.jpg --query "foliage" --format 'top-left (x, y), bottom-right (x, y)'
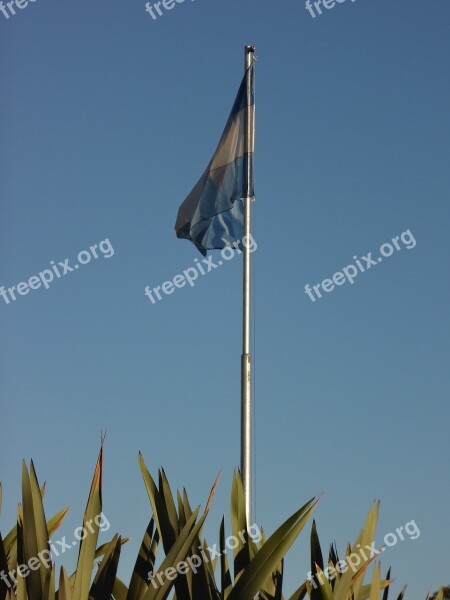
top-left (0, 445), bottom-right (444, 600)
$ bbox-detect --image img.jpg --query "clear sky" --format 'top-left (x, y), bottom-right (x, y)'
top-left (1, 0), bottom-right (449, 597)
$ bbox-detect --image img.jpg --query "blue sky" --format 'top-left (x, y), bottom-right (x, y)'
top-left (1, 0), bottom-right (449, 597)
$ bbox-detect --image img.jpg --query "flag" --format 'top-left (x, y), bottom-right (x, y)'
top-left (175, 63), bottom-right (254, 256)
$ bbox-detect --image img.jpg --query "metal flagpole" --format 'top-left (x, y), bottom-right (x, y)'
top-left (241, 44), bottom-right (255, 526)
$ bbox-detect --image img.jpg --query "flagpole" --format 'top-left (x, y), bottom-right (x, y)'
top-left (241, 44), bottom-right (255, 526)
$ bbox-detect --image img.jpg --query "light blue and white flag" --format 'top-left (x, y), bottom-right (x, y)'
top-left (175, 64), bottom-right (254, 256)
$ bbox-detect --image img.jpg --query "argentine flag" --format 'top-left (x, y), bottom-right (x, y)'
top-left (175, 64), bottom-right (254, 256)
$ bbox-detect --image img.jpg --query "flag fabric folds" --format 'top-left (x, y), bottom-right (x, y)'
top-left (175, 64), bottom-right (254, 256)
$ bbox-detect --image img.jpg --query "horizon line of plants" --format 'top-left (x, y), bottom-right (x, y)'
top-left (0, 442), bottom-right (447, 600)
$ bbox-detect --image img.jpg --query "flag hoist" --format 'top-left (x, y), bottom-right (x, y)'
top-left (175, 46), bottom-right (256, 524)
